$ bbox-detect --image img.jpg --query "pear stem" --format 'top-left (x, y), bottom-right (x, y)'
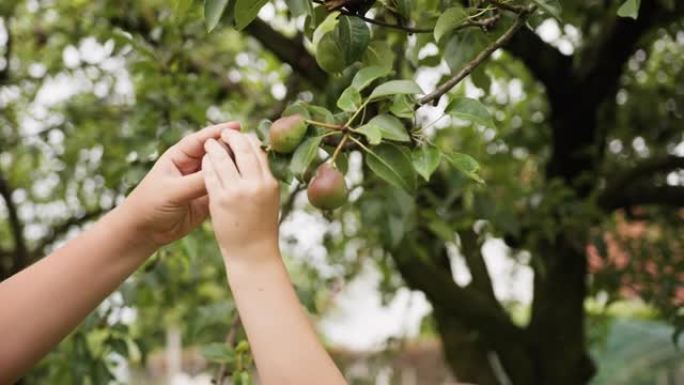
top-left (305, 119), bottom-right (345, 131)
top-left (330, 134), bottom-right (349, 165)
top-left (345, 100), bottom-right (370, 128)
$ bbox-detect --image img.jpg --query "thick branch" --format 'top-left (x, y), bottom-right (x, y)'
top-left (0, 16), bottom-right (11, 85)
top-left (458, 229), bottom-right (498, 304)
top-left (505, 27), bottom-right (573, 97)
top-left (600, 185), bottom-right (684, 211)
top-left (419, 8), bottom-right (532, 105)
top-left (599, 155), bottom-right (684, 208)
top-left (243, 18), bottom-right (328, 87)
top-left (393, 242), bottom-right (522, 343)
top-left (578, 0), bottom-right (684, 107)
top-left (0, 173), bottom-right (28, 275)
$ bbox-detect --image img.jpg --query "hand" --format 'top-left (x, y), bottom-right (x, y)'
top-left (120, 122), bottom-right (241, 247)
top-left (202, 130), bottom-right (280, 263)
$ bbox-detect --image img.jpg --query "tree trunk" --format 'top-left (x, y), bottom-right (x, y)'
top-left (528, 237), bottom-right (596, 385)
top-left (433, 311), bottom-right (500, 385)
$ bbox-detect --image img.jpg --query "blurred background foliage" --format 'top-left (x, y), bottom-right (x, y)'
top-left (0, 0), bottom-right (683, 384)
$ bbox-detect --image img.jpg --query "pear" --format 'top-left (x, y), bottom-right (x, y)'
top-left (307, 163), bottom-right (348, 210)
top-left (269, 114), bottom-right (308, 154)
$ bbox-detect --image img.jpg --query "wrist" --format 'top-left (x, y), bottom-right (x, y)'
top-left (106, 205), bottom-right (159, 257)
top-left (221, 239), bottom-right (282, 273)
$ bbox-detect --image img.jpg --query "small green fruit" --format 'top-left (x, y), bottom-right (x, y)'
top-left (269, 114), bottom-right (308, 154)
top-left (307, 163), bottom-right (348, 210)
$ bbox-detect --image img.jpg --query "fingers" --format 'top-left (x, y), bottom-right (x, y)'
top-left (202, 154), bottom-right (223, 194)
top-left (167, 122), bottom-right (241, 174)
top-left (188, 195), bottom-right (210, 226)
top-left (204, 139), bottom-right (239, 186)
top-left (170, 171), bottom-right (207, 202)
top-left (221, 130), bottom-right (262, 181)
top-left (245, 134), bottom-right (273, 181)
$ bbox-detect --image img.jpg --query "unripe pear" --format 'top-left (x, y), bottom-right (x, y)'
top-left (307, 164), bottom-right (348, 210)
top-left (269, 114), bottom-right (308, 154)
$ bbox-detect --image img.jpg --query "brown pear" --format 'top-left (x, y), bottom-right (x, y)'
top-left (307, 164), bottom-right (348, 210)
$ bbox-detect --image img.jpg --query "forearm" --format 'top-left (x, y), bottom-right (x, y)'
top-left (0, 206), bottom-right (156, 384)
top-left (224, 247), bottom-right (346, 385)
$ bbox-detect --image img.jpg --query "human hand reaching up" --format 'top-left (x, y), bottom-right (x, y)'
top-left (201, 130), bottom-right (281, 264)
top-left (121, 122), bottom-right (241, 247)
top-left (201, 130), bottom-right (347, 385)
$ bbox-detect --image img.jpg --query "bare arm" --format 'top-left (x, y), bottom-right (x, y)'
top-left (203, 131), bottom-right (347, 385)
top-left (0, 122), bottom-right (239, 384)
top-left (0, 207), bottom-right (155, 384)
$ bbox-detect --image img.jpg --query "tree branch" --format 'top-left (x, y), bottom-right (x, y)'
top-left (578, 0), bottom-right (684, 107)
top-left (458, 229), bottom-right (498, 304)
top-left (393, 240), bottom-right (522, 343)
top-left (600, 185), bottom-right (684, 211)
top-left (243, 18), bottom-right (328, 87)
top-left (505, 27), bottom-right (573, 97)
top-left (419, 7), bottom-right (533, 105)
top-left (279, 182), bottom-right (305, 225)
top-left (0, 15), bottom-right (11, 85)
top-left (0, 173), bottom-right (28, 276)
top-left (214, 315), bottom-right (242, 384)
top-left (599, 155), bottom-right (684, 209)
top-left (487, 0), bottom-right (527, 14)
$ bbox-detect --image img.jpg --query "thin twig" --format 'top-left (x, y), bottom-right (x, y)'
top-left (330, 134), bottom-right (349, 163)
top-left (305, 119), bottom-right (345, 131)
top-left (418, 6), bottom-right (534, 105)
top-left (279, 182), bottom-right (306, 225)
top-left (312, 0), bottom-right (432, 33)
top-left (214, 316), bottom-right (242, 385)
top-left (487, 0), bottom-right (528, 14)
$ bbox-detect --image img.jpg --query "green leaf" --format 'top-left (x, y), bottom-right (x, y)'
top-left (370, 80), bottom-right (424, 100)
top-left (109, 338), bottom-right (129, 357)
top-left (237, 371), bottom-right (253, 385)
top-left (285, 0), bottom-right (313, 17)
top-left (364, 114), bottom-right (410, 142)
top-left (434, 6), bottom-right (469, 43)
top-left (470, 66), bottom-right (491, 92)
top-left (362, 41), bottom-right (395, 70)
top-left (444, 152), bottom-right (484, 184)
top-left (290, 136), bottom-right (322, 176)
top-left (174, 0), bottom-right (194, 17)
top-left (443, 30), bottom-right (488, 72)
top-left (617, 0), bottom-right (641, 19)
top-left (312, 12), bottom-right (339, 47)
top-left (412, 146), bottom-right (441, 181)
top-left (531, 0), bottom-right (562, 19)
top-left (256, 119), bottom-right (271, 143)
top-left (337, 86), bottom-right (362, 112)
top-left (447, 97), bottom-right (495, 129)
top-left (234, 0), bottom-right (269, 30)
top-left (336, 16), bottom-right (371, 64)
top-left (389, 94), bottom-right (415, 119)
top-left (351, 66), bottom-right (393, 92)
top-left (365, 143), bottom-right (417, 193)
top-left (268, 152), bottom-right (294, 183)
top-left (315, 32), bottom-right (346, 74)
top-left (356, 124), bottom-right (382, 145)
top-left (307, 105), bottom-right (336, 125)
top-left (204, 0), bottom-right (230, 32)
top-left (395, 0), bottom-right (413, 19)
top-left (283, 101), bottom-right (311, 119)
top-left (200, 343), bottom-right (235, 364)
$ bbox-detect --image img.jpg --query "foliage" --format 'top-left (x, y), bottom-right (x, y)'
top-left (0, 0), bottom-right (682, 384)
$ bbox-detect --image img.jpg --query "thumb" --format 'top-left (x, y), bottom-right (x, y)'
top-left (170, 171), bottom-right (207, 202)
